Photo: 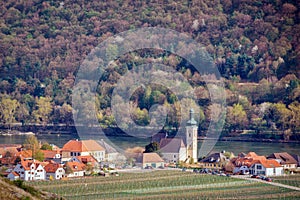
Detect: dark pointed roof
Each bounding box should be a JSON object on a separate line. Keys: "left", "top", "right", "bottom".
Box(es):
{"left": 267, "top": 152, "right": 298, "bottom": 165}
{"left": 159, "top": 138, "right": 186, "bottom": 153}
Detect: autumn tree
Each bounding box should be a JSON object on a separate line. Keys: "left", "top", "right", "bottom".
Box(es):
{"left": 288, "top": 102, "right": 300, "bottom": 134}
{"left": 41, "top": 142, "right": 52, "bottom": 150}
{"left": 0, "top": 97, "right": 19, "bottom": 129}
{"left": 226, "top": 103, "right": 248, "bottom": 133}
{"left": 32, "top": 96, "right": 52, "bottom": 126}
{"left": 23, "top": 135, "right": 44, "bottom": 161}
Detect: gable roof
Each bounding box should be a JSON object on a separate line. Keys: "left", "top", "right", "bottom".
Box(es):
{"left": 200, "top": 153, "right": 227, "bottom": 163}
{"left": 82, "top": 140, "right": 105, "bottom": 151}
{"left": 245, "top": 152, "right": 266, "bottom": 160}
{"left": 142, "top": 153, "right": 164, "bottom": 163}
{"left": 62, "top": 140, "right": 88, "bottom": 152}
{"left": 16, "top": 150, "right": 33, "bottom": 159}
{"left": 97, "top": 140, "right": 117, "bottom": 154}
{"left": 76, "top": 155, "right": 98, "bottom": 164}
{"left": 251, "top": 159, "right": 281, "bottom": 168}
{"left": 20, "top": 159, "right": 44, "bottom": 170}
{"left": 0, "top": 146, "right": 19, "bottom": 156}
{"left": 11, "top": 171, "right": 20, "bottom": 177}
{"left": 267, "top": 152, "right": 298, "bottom": 165}
{"left": 62, "top": 140, "right": 105, "bottom": 152}
{"left": 159, "top": 138, "right": 185, "bottom": 153}
{"left": 65, "top": 161, "right": 85, "bottom": 172}
{"left": 44, "top": 163, "right": 63, "bottom": 173}
{"left": 41, "top": 150, "right": 59, "bottom": 159}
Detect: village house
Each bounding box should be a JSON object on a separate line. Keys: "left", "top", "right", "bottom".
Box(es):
{"left": 0, "top": 144, "right": 20, "bottom": 159}
{"left": 230, "top": 152, "right": 284, "bottom": 176}
{"left": 12, "top": 160, "right": 46, "bottom": 181}
{"left": 232, "top": 152, "right": 267, "bottom": 175}
{"left": 69, "top": 155, "right": 100, "bottom": 173}
{"left": 142, "top": 153, "right": 164, "bottom": 169}
{"left": 41, "top": 150, "right": 61, "bottom": 163}
{"left": 61, "top": 139, "right": 105, "bottom": 162}
{"left": 249, "top": 159, "right": 283, "bottom": 176}
{"left": 7, "top": 171, "right": 20, "bottom": 181}
{"left": 199, "top": 152, "right": 228, "bottom": 170}
{"left": 267, "top": 152, "right": 298, "bottom": 170}
{"left": 16, "top": 150, "right": 33, "bottom": 160}
{"left": 65, "top": 161, "right": 85, "bottom": 178}
{"left": 44, "top": 162, "right": 65, "bottom": 180}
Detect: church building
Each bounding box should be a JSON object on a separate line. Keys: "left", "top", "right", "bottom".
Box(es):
{"left": 155, "top": 108, "right": 198, "bottom": 163}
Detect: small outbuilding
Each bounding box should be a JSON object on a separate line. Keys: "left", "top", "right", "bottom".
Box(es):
{"left": 142, "top": 153, "right": 164, "bottom": 169}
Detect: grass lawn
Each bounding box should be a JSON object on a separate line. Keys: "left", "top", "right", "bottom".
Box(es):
{"left": 26, "top": 170, "right": 300, "bottom": 200}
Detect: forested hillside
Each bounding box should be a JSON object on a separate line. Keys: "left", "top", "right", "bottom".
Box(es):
{"left": 0, "top": 0, "right": 299, "bottom": 140}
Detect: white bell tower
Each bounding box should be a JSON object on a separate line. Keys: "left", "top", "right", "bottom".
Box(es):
{"left": 185, "top": 108, "right": 198, "bottom": 163}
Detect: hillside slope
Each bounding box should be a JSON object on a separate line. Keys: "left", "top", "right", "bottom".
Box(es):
{"left": 0, "top": 177, "right": 62, "bottom": 200}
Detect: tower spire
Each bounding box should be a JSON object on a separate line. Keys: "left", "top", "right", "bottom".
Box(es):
{"left": 187, "top": 108, "right": 197, "bottom": 126}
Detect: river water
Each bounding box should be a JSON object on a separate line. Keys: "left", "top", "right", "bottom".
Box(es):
{"left": 0, "top": 134, "right": 299, "bottom": 156}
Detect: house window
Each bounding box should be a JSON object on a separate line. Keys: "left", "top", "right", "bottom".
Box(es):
{"left": 174, "top": 155, "right": 176, "bottom": 158}
{"left": 273, "top": 168, "right": 276, "bottom": 174}
{"left": 257, "top": 165, "right": 262, "bottom": 170}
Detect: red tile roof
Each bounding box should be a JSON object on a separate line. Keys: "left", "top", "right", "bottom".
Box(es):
{"left": 62, "top": 140, "right": 88, "bottom": 152}
{"left": 252, "top": 159, "right": 281, "bottom": 168}
{"left": 44, "top": 163, "right": 63, "bottom": 173}
{"left": 62, "top": 140, "right": 104, "bottom": 152}
{"left": 0, "top": 147, "right": 19, "bottom": 156}
{"left": 245, "top": 152, "right": 266, "bottom": 160}
{"left": 65, "top": 161, "right": 85, "bottom": 172}
{"left": 16, "top": 150, "right": 32, "bottom": 159}
{"left": 41, "top": 150, "right": 59, "bottom": 159}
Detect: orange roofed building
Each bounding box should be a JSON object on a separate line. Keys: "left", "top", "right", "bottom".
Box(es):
{"left": 65, "top": 161, "right": 85, "bottom": 178}
{"left": 249, "top": 159, "right": 283, "bottom": 176}
{"left": 12, "top": 159, "right": 46, "bottom": 181}
{"left": 61, "top": 140, "right": 105, "bottom": 162}
{"left": 232, "top": 152, "right": 283, "bottom": 176}
{"left": 44, "top": 162, "right": 65, "bottom": 180}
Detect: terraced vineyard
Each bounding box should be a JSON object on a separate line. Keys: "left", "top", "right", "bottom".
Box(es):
{"left": 272, "top": 174, "right": 300, "bottom": 188}
{"left": 26, "top": 170, "right": 300, "bottom": 199}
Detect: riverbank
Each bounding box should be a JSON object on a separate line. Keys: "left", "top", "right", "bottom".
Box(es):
{"left": 202, "top": 136, "right": 300, "bottom": 144}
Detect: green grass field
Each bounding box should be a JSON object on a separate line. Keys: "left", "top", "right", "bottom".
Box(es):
{"left": 26, "top": 170, "right": 300, "bottom": 200}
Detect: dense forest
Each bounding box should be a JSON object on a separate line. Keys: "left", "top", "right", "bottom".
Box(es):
{"left": 0, "top": 0, "right": 299, "bottom": 140}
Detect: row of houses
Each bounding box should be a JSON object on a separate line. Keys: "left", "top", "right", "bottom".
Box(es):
{"left": 7, "top": 159, "right": 86, "bottom": 181}
{"left": 0, "top": 139, "right": 126, "bottom": 181}
{"left": 199, "top": 151, "right": 300, "bottom": 176}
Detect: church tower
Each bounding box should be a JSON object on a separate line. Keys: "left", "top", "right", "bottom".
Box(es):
{"left": 185, "top": 108, "right": 198, "bottom": 163}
